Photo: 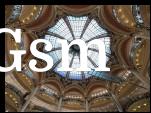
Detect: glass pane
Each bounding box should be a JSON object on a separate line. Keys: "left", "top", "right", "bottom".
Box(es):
{"left": 44, "top": 16, "right": 111, "bottom": 80}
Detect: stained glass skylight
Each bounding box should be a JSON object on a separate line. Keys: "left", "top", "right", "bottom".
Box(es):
{"left": 44, "top": 16, "right": 111, "bottom": 80}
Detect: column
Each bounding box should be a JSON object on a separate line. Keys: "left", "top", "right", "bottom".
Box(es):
{"left": 57, "top": 96, "right": 63, "bottom": 112}
{"left": 85, "top": 97, "right": 89, "bottom": 112}
{"left": 20, "top": 86, "right": 40, "bottom": 112}
{"left": 108, "top": 90, "right": 123, "bottom": 112}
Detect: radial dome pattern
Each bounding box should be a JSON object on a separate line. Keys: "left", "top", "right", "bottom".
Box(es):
{"left": 44, "top": 16, "right": 111, "bottom": 80}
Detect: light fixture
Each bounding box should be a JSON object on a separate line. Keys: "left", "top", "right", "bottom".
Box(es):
{"left": 9, "top": 94, "right": 13, "bottom": 98}
{"left": 12, "top": 98, "right": 16, "bottom": 101}
{"left": 27, "top": 17, "right": 30, "bottom": 20}
{"left": 133, "top": 108, "right": 136, "bottom": 111}
{"left": 131, "top": 22, "right": 134, "bottom": 26}
{"left": 118, "top": 8, "right": 122, "bottom": 13}
{"left": 121, "top": 15, "right": 125, "bottom": 19}
{"left": 5, "top": 92, "right": 8, "bottom": 95}
{"left": 137, "top": 105, "right": 141, "bottom": 108}
{"left": 31, "top": 12, "right": 34, "bottom": 16}
{"left": 143, "top": 103, "right": 147, "bottom": 106}
{"left": 125, "top": 20, "right": 129, "bottom": 23}
{"left": 34, "top": 6, "right": 37, "bottom": 10}
{"left": 136, "top": 53, "right": 139, "bottom": 57}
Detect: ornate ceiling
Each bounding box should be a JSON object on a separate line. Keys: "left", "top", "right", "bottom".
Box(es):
{"left": 5, "top": 5, "right": 150, "bottom": 112}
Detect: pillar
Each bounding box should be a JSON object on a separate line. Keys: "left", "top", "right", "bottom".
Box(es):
{"left": 20, "top": 86, "right": 40, "bottom": 112}
{"left": 85, "top": 97, "right": 89, "bottom": 112}
{"left": 108, "top": 90, "right": 123, "bottom": 112}
{"left": 57, "top": 96, "right": 63, "bottom": 112}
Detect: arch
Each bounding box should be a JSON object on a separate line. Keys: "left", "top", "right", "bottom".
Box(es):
{"left": 99, "top": 5, "right": 135, "bottom": 35}
{"left": 59, "top": 5, "right": 97, "bottom": 15}
{"left": 86, "top": 81, "right": 107, "bottom": 96}
{"left": 24, "top": 5, "right": 56, "bottom": 32}
{"left": 43, "top": 77, "right": 64, "bottom": 94}
{"left": 5, "top": 82, "right": 24, "bottom": 111}
{"left": 64, "top": 84, "right": 85, "bottom": 97}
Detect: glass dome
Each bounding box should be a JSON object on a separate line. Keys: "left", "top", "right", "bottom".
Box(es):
{"left": 44, "top": 16, "right": 111, "bottom": 80}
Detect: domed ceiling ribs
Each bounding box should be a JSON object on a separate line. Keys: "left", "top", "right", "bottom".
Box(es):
{"left": 5, "top": 5, "right": 150, "bottom": 112}
{"left": 5, "top": 5, "right": 22, "bottom": 27}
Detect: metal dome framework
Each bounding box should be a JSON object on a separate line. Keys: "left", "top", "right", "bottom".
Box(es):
{"left": 44, "top": 15, "right": 111, "bottom": 80}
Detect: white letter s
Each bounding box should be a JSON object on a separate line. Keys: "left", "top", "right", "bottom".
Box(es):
{"left": 29, "top": 39, "right": 53, "bottom": 72}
